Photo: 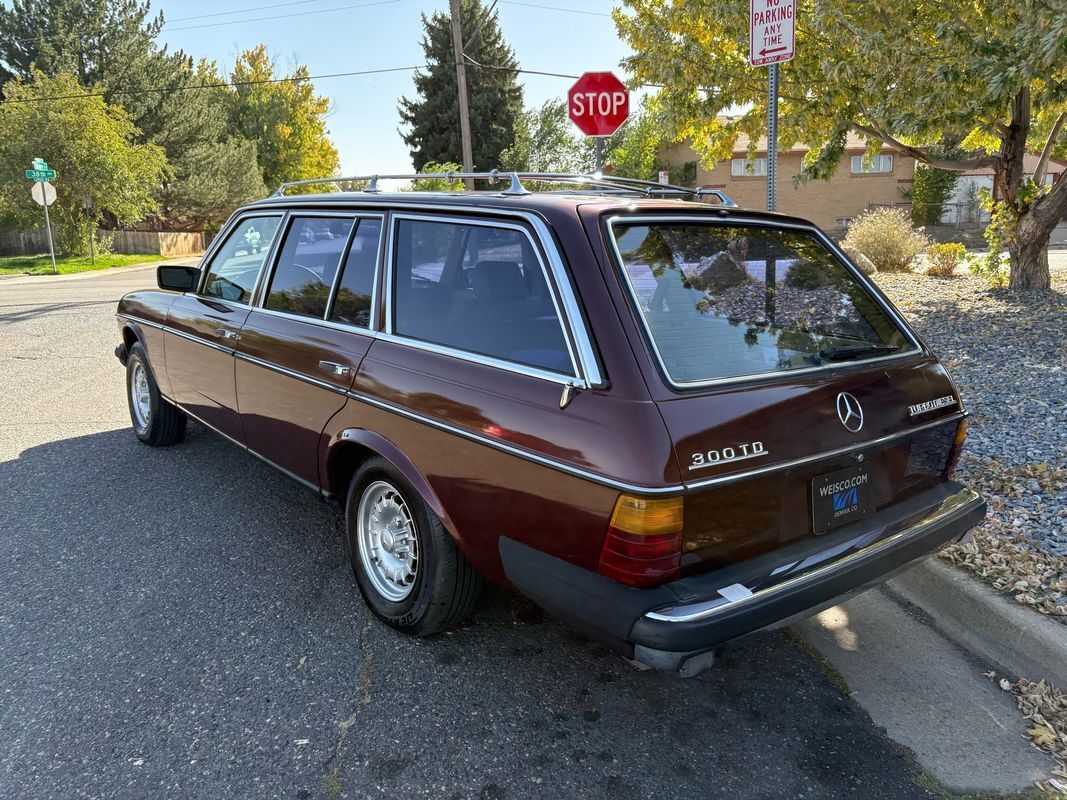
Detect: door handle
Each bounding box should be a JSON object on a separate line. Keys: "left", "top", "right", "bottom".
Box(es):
{"left": 217, "top": 328, "right": 240, "bottom": 341}
{"left": 319, "top": 360, "right": 353, "bottom": 377}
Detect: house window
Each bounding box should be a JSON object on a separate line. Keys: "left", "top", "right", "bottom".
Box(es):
{"left": 731, "top": 157, "right": 767, "bottom": 177}
{"left": 851, "top": 155, "right": 894, "bottom": 174}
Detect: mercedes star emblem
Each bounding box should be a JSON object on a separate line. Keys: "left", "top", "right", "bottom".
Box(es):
{"left": 836, "top": 392, "right": 864, "bottom": 433}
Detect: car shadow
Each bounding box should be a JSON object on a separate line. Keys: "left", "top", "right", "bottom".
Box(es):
{"left": 0, "top": 424, "right": 931, "bottom": 800}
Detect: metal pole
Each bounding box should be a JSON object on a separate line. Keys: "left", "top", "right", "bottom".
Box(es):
{"left": 449, "top": 0, "right": 475, "bottom": 189}
{"left": 766, "top": 62, "right": 779, "bottom": 211}
{"left": 594, "top": 138, "right": 603, "bottom": 172}
{"left": 41, "top": 182, "right": 57, "bottom": 274}
{"left": 87, "top": 206, "right": 95, "bottom": 265}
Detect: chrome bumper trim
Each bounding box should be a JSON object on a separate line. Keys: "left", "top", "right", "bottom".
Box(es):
{"left": 644, "top": 487, "right": 983, "bottom": 624}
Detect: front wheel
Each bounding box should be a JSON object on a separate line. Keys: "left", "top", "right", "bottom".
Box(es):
{"left": 346, "top": 457, "right": 481, "bottom": 636}
{"left": 126, "top": 342, "right": 186, "bottom": 447}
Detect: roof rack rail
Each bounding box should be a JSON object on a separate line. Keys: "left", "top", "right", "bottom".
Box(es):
{"left": 271, "top": 170, "right": 736, "bottom": 206}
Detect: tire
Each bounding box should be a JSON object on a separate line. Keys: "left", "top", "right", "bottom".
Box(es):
{"left": 346, "top": 457, "right": 481, "bottom": 636}
{"left": 126, "top": 341, "right": 186, "bottom": 447}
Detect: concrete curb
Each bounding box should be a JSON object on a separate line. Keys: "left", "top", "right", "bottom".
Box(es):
{"left": 886, "top": 559, "right": 1067, "bottom": 687}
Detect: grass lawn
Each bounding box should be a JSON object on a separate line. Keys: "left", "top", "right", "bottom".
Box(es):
{"left": 0, "top": 252, "right": 161, "bottom": 276}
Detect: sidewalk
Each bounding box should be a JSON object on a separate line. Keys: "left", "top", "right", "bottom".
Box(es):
{"left": 797, "top": 585, "right": 1057, "bottom": 794}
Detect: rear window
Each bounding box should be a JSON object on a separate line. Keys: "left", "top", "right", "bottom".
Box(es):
{"left": 610, "top": 221, "right": 914, "bottom": 385}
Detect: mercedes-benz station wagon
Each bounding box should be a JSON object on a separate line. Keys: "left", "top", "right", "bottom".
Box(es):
{"left": 115, "top": 172, "right": 985, "bottom": 677}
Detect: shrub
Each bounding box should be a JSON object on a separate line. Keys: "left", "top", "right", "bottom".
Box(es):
{"left": 842, "top": 207, "right": 932, "bottom": 272}
{"left": 925, "top": 242, "right": 966, "bottom": 277}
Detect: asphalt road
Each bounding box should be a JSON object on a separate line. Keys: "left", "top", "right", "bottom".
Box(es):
{"left": 0, "top": 266, "right": 935, "bottom": 800}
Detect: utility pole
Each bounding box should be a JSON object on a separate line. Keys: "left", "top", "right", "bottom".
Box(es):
{"left": 449, "top": 0, "right": 475, "bottom": 189}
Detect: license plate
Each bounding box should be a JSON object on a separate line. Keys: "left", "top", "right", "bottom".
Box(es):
{"left": 812, "top": 464, "right": 873, "bottom": 534}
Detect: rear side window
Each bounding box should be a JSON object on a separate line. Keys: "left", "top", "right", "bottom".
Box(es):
{"left": 610, "top": 221, "right": 914, "bottom": 385}
{"left": 391, "top": 218, "right": 574, "bottom": 376}
{"left": 265, "top": 216, "right": 355, "bottom": 318}
{"left": 329, "top": 217, "right": 382, "bottom": 328}
{"left": 202, "top": 215, "right": 282, "bottom": 303}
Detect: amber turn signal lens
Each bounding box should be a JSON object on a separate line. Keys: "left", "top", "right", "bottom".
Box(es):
{"left": 944, "top": 418, "right": 969, "bottom": 479}
{"left": 608, "top": 495, "right": 684, "bottom": 537}
{"left": 599, "top": 494, "right": 684, "bottom": 588}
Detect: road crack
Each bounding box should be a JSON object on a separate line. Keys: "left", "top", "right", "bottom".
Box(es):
{"left": 322, "top": 607, "right": 375, "bottom": 799}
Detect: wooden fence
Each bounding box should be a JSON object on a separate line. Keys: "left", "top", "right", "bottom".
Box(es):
{"left": 0, "top": 229, "right": 207, "bottom": 258}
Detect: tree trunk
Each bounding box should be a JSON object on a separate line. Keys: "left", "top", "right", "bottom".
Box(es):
{"left": 1008, "top": 210, "right": 1054, "bottom": 291}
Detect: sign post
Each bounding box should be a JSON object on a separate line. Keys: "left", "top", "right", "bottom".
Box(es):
{"left": 749, "top": 0, "right": 796, "bottom": 211}
{"left": 567, "top": 72, "right": 630, "bottom": 172}
{"left": 27, "top": 158, "right": 58, "bottom": 274}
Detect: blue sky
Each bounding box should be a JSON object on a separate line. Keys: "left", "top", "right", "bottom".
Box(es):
{"left": 153, "top": 0, "right": 633, "bottom": 176}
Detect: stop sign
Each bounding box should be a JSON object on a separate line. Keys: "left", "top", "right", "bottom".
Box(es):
{"left": 567, "top": 71, "right": 629, "bottom": 137}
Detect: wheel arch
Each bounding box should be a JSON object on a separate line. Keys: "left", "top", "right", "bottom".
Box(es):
{"left": 324, "top": 429, "right": 463, "bottom": 547}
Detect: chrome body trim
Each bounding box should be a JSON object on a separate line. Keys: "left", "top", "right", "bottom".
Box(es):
{"left": 165, "top": 325, "right": 234, "bottom": 355}
{"left": 383, "top": 212, "right": 585, "bottom": 385}
{"left": 345, "top": 390, "right": 682, "bottom": 495}
{"left": 604, "top": 214, "right": 924, "bottom": 391}
{"left": 643, "top": 486, "right": 983, "bottom": 623}
{"left": 234, "top": 351, "right": 349, "bottom": 395}
{"left": 173, "top": 401, "right": 321, "bottom": 494}
{"left": 116, "top": 312, "right": 164, "bottom": 330}
{"left": 684, "top": 412, "right": 966, "bottom": 490}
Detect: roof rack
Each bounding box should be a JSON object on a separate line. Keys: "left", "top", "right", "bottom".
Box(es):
{"left": 271, "top": 170, "right": 736, "bottom": 206}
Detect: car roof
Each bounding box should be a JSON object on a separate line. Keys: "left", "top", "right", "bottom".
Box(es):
{"left": 244, "top": 191, "right": 815, "bottom": 228}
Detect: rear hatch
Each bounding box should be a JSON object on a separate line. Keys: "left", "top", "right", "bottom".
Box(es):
{"left": 606, "top": 215, "right": 965, "bottom": 575}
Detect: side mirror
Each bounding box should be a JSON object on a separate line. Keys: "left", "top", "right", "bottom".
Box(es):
{"left": 157, "top": 264, "right": 200, "bottom": 292}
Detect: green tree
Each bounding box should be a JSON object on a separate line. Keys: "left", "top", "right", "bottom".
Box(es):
{"left": 501, "top": 97, "right": 668, "bottom": 180}
{"left": 399, "top": 0, "right": 523, "bottom": 170}
{"left": 0, "top": 71, "right": 168, "bottom": 254}
{"left": 617, "top": 0, "right": 1067, "bottom": 289}
{"left": 0, "top": 0, "right": 161, "bottom": 87}
{"left": 908, "top": 165, "right": 961, "bottom": 227}
{"left": 227, "top": 45, "right": 340, "bottom": 193}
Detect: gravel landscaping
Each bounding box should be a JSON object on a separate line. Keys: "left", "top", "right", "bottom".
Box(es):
{"left": 872, "top": 259, "right": 1066, "bottom": 620}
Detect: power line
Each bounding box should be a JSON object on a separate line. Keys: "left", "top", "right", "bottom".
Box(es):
{"left": 165, "top": 0, "right": 327, "bottom": 25}
{"left": 163, "top": 0, "right": 402, "bottom": 32}
{"left": 498, "top": 1, "right": 612, "bottom": 17}
{"left": 0, "top": 64, "right": 424, "bottom": 104}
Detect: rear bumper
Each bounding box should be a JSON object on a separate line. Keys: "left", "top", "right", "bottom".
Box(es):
{"left": 499, "top": 482, "right": 985, "bottom": 670}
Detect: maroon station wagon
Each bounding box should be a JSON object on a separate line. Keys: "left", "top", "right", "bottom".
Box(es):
{"left": 115, "top": 172, "right": 985, "bottom": 677}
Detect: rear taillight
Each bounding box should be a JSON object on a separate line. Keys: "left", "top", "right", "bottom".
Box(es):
{"left": 944, "top": 419, "right": 969, "bottom": 479}
{"left": 598, "top": 494, "right": 683, "bottom": 587}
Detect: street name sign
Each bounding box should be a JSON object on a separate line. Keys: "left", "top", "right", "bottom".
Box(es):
{"left": 26, "top": 168, "right": 56, "bottom": 181}
{"left": 567, "top": 72, "right": 630, "bottom": 138}
{"left": 749, "top": 0, "right": 796, "bottom": 66}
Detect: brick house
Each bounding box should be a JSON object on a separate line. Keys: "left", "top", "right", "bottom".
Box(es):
{"left": 661, "top": 131, "right": 916, "bottom": 231}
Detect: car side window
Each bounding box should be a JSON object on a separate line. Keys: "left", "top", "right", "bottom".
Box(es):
{"left": 392, "top": 218, "right": 575, "bottom": 376}
{"left": 265, "top": 216, "right": 355, "bottom": 319}
{"left": 202, "top": 216, "right": 282, "bottom": 303}
{"left": 329, "top": 217, "right": 383, "bottom": 328}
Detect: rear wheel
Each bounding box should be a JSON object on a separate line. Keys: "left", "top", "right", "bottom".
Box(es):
{"left": 126, "top": 342, "right": 186, "bottom": 447}
{"left": 346, "top": 457, "right": 481, "bottom": 635}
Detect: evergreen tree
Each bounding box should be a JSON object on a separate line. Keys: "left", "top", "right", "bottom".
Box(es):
{"left": 398, "top": 0, "right": 523, "bottom": 171}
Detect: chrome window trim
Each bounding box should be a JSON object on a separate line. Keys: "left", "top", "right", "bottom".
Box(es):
{"left": 246, "top": 199, "right": 604, "bottom": 386}
{"left": 196, "top": 210, "right": 288, "bottom": 307}
{"left": 381, "top": 211, "right": 601, "bottom": 390}
{"left": 248, "top": 306, "right": 377, "bottom": 338}
{"left": 373, "top": 331, "right": 578, "bottom": 387}
{"left": 643, "top": 486, "right": 983, "bottom": 623}
{"left": 684, "top": 411, "right": 966, "bottom": 490}
{"left": 327, "top": 213, "right": 386, "bottom": 331}
{"left": 604, "top": 214, "right": 924, "bottom": 391}
{"left": 234, "top": 351, "right": 349, "bottom": 395}
{"left": 384, "top": 212, "right": 582, "bottom": 384}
